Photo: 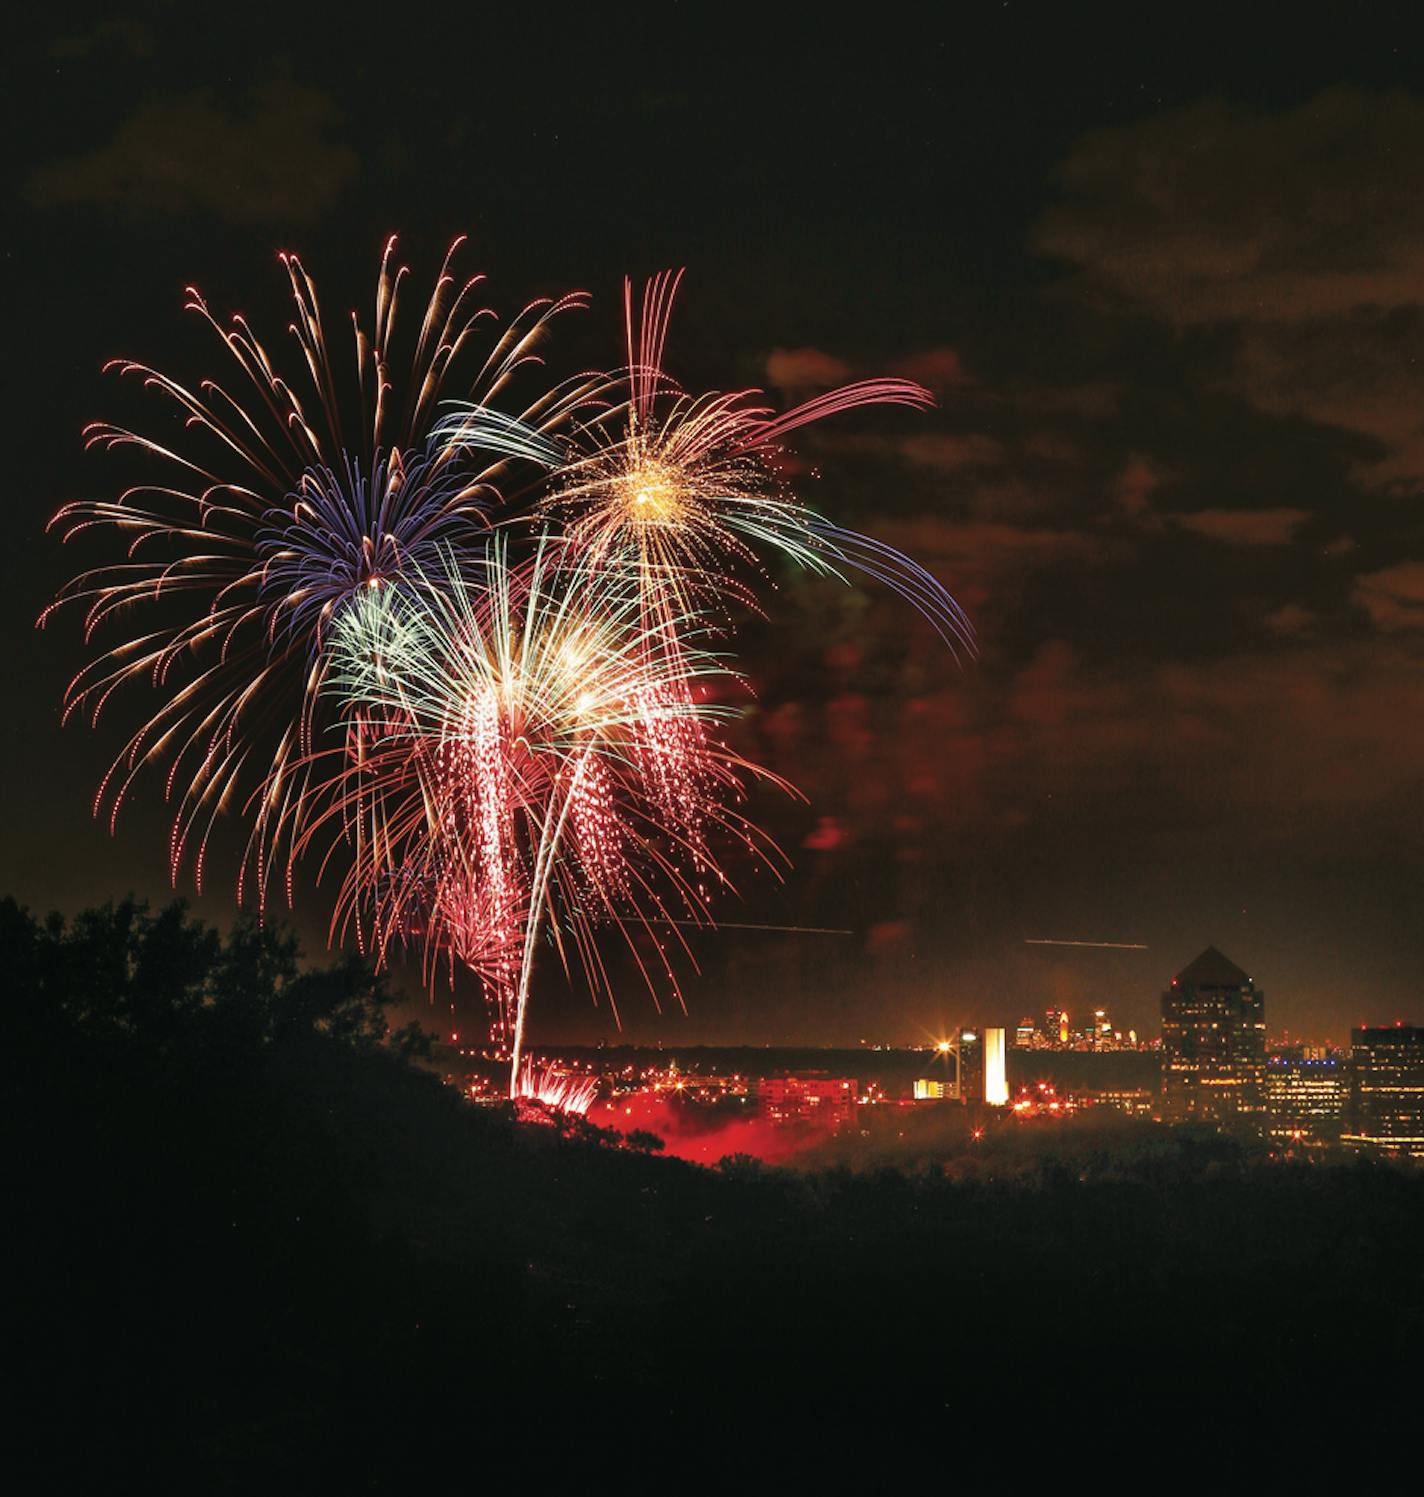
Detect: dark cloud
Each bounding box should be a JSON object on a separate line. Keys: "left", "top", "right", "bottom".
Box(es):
{"left": 1037, "top": 87, "right": 1424, "bottom": 325}
{"left": 50, "top": 17, "right": 156, "bottom": 60}
{"left": 876, "top": 518, "right": 1104, "bottom": 581}
{"left": 1354, "top": 561, "right": 1424, "bottom": 631}
{"left": 1174, "top": 508, "right": 1309, "bottom": 546}
{"left": 890, "top": 348, "right": 972, "bottom": 391}
{"left": 897, "top": 433, "right": 1007, "bottom": 472}
{"left": 1234, "top": 308, "right": 1424, "bottom": 490}
{"left": 27, "top": 78, "right": 358, "bottom": 224}
{"left": 1263, "top": 603, "right": 1314, "bottom": 638}
{"left": 759, "top": 634, "right": 1423, "bottom": 856}
{"left": 1038, "top": 87, "right": 1424, "bottom": 489}
{"left": 765, "top": 347, "right": 854, "bottom": 392}
{"left": 1113, "top": 456, "right": 1163, "bottom": 517}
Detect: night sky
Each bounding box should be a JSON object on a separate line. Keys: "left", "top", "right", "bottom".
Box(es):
{"left": 6, "top": 8, "right": 1422, "bottom": 1046}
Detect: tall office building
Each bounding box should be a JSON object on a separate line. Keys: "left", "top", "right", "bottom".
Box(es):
{"left": 957, "top": 1031, "right": 983, "bottom": 1103}
{"left": 1161, "top": 947, "right": 1266, "bottom": 1124}
{"left": 1264, "top": 1050, "right": 1346, "bottom": 1146}
{"left": 1343, "top": 1026, "right": 1424, "bottom": 1158}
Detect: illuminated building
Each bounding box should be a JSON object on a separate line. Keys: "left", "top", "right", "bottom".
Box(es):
{"left": 957, "top": 1031, "right": 983, "bottom": 1103}
{"left": 1080, "top": 1087, "right": 1155, "bottom": 1116}
{"left": 917, "top": 1039, "right": 962, "bottom": 1100}
{"left": 758, "top": 1075, "right": 858, "bottom": 1126}
{"left": 1161, "top": 947, "right": 1266, "bottom": 1124}
{"left": 1263, "top": 1049, "right": 1346, "bottom": 1146}
{"left": 1343, "top": 1026, "right": 1424, "bottom": 1158}
{"left": 1025, "top": 1009, "right": 1068, "bottom": 1050}
{"left": 984, "top": 1027, "right": 1008, "bottom": 1106}
{"left": 1014, "top": 1006, "right": 1141, "bottom": 1052}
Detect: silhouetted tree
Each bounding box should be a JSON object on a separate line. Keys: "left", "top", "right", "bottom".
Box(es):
{"left": 4, "top": 892, "right": 1420, "bottom": 1484}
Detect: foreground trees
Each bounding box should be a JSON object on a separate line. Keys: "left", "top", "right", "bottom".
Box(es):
{"left": 2, "top": 897, "right": 1420, "bottom": 1484}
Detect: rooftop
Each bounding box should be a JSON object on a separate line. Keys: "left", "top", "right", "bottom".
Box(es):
{"left": 1175, "top": 946, "right": 1252, "bottom": 989}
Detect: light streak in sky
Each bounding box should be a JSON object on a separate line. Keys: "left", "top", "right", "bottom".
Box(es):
{"left": 1023, "top": 939, "right": 1149, "bottom": 950}
{"left": 652, "top": 919, "right": 855, "bottom": 935}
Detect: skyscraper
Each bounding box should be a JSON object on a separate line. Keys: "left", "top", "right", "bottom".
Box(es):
{"left": 1343, "top": 1026, "right": 1424, "bottom": 1158}
{"left": 957, "top": 1031, "right": 983, "bottom": 1103}
{"left": 1161, "top": 947, "right": 1266, "bottom": 1125}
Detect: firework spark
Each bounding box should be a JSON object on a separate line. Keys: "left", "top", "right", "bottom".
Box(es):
{"left": 512, "top": 1057, "right": 600, "bottom": 1116}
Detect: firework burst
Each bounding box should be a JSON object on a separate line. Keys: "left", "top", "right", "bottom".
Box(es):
{"left": 309, "top": 536, "right": 789, "bottom": 1090}
{"left": 45, "top": 246, "right": 969, "bottom": 1091}
{"left": 40, "top": 239, "right": 592, "bottom": 905}
{"left": 513, "top": 1057, "right": 601, "bottom": 1117}
{"left": 440, "top": 270, "right": 976, "bottom": 652}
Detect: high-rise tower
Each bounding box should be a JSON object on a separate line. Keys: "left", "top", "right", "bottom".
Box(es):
{"left": 1161, "top": 947, "right": 1266, "bottom": 1124}
{"left": 1343, "top": 1026, "right": 1424, "bottom": 1158}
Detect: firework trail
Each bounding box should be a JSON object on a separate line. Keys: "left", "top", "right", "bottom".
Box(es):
{"left": 40, "top": 239, "right": 592, "bottom": 907}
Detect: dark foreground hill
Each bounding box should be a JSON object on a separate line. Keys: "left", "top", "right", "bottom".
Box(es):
{"left": 3, "top": 898, "right": 1420, "bottom": 1486}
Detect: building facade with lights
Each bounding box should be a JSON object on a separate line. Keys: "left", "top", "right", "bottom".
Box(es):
{"left": 1012, "top": 1006, "right": 1140, "bottom": 1051}
{"left": 758, "top": 1075, "right": 858, "bottom": 1126}
{"left": 1263, "top": 1049, "right": 1346, "bottom": 1146}
{"left": 1343, "top": 1026, "right": 1424, "bottom": 1158}
{"left": 1160, "top": 947, "right": 1266, "bottom": 1125}
{"left": 956, "top": 1032, "right": 983, "bottom": 1103}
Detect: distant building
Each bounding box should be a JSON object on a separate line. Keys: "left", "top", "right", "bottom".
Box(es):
{"left": 758, "top": 1075, "right": 857, "bottom": 1126}
{"left": 957, "top": 1032, "right": 984, "bottom": 1103}
{"left": 984, "top": 1027, "right": 1009, "bottom": 1106}
{"left": 1080, "top": 1087, "right": 1155, "bottom": 1117}
{"left": 914, "top": 1078, "right": 951, "bottom": 1101}
{"left": 1013, "top": 1006, "right": 1139, "bottom": 1052}
{"left": 1161, "top": 947, "right": 1266, "bottom": 1124}
{"left": 1343, "top": 1026, "right": 1424, "bottom": 1159}
{"left": 1264, "top": 1049, "right": 1346, "bottom": 1146}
